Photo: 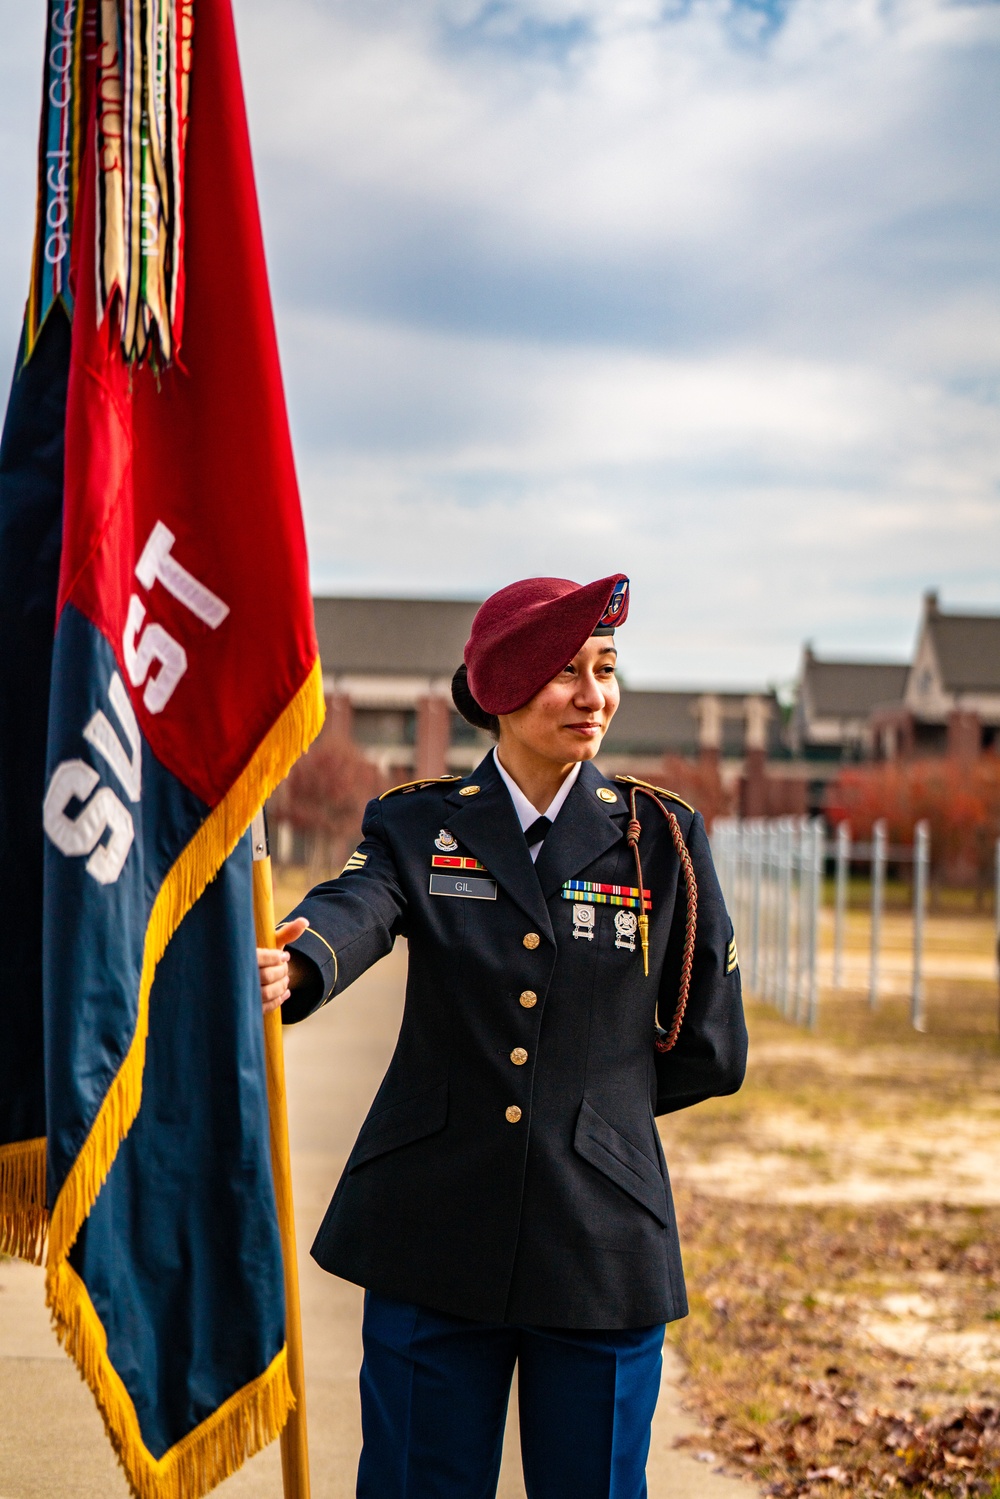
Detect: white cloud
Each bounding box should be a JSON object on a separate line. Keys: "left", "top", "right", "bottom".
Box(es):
{"left": 240, "top": 0, "right": 998, "bottom": 297}
{"left": 288, "top": 309, "right": 1000, "bottom": 683}
{"left": 1, "top": 0, "right": 997, "bottom": 683}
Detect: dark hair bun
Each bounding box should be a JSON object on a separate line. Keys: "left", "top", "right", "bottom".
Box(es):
{"left": 451, "top": 664, "right": 500, "bottom": 736}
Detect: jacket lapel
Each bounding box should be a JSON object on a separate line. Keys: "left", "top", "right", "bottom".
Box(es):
{"left": 533, "top": 760, "right": 628, "bottom": 901}
{"left": 441, "top": 754, "right": 553, "bottom": 937}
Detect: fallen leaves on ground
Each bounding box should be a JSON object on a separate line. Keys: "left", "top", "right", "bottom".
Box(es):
{"left": 670, "top": 1193, "right": 1000, "bottom": 1496}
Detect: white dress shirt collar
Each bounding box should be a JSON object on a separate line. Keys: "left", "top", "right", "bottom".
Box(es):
{"left": 493, "top": 748, "right": 582, "bottom": 861}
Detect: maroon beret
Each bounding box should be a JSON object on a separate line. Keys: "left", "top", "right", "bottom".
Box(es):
{"left": 464, "top": 573, "right": 629, "bottom": 716}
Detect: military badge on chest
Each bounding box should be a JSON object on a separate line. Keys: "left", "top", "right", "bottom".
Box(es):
{"left": 614, "top": 909, "right": 637, "bottom": 952}
{"left": 561, "top": 879, "right": 650, "bottom": 956}
{"left": 572, "top": 904, "right": 595, "bottom": 941}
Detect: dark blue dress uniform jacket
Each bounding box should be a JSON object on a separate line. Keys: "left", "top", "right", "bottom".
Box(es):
{"left": 282, "top": 752, "right": 747, "bottom": 1330}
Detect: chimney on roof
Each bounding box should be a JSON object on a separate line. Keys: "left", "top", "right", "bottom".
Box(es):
{"left": 694, "top": 693, "right": 723, "bottom": 761}
{"left": 924, "top": 589, "right": 940, "bottom": 616}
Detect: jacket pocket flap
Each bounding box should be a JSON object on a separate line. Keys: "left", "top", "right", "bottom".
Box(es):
{"left": 349, "top": 1080, "right": 449, "bottom": 1170}
{"left": 573, "top": 1099, "right": 668, "bottom": 1225}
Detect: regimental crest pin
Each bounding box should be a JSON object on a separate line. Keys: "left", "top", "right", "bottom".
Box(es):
{"left": 435, "top": 828, "right": 458, "bottom": 852}
{"left": 598, "top": 576, "right": 629, "bottom": 627}
{"left": 572, "top": 904, "right": 596, "bottom": 941}
{"left": 614, "top": 908, "right": 637, "bottom": 952}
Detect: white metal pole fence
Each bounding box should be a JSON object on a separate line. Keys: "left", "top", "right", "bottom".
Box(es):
{"left": 712, "top": 816, "right": 933, "bottom": 1032}
{"left": 869, "top": 818, "right": 887, "bottom": 1011}
{"left": 911, "top": 820, "right": 929, "bottom": 1032}
{"left": 833, "top": 821, "right": 850, "bottom": 989}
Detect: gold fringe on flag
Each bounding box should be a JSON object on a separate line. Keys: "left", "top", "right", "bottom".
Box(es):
{"left": 50, "top": 1260, "right": 294, "bottom": 1499}
{"left": 0, "top": 1136, "right": 48, "bottom": 1265}
{"left": 45, "top": 657, "right": 324, "bottom": 1499}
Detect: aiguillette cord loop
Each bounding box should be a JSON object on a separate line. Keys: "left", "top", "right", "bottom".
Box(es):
{"left": 625, "top": 786, "right": 698, "bottom": 1054}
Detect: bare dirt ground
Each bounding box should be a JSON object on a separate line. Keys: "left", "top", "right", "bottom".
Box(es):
{"left": 662, "top": 903, "right": 1000, "bottom": 1498}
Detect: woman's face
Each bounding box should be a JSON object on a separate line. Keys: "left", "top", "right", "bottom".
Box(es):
{"left": 498, "top": 636, "right": 620, "bottom": 764}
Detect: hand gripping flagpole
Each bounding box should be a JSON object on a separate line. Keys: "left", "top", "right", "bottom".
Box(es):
{"left": 251, "top": 809, "right": 312, "bottom": 1499}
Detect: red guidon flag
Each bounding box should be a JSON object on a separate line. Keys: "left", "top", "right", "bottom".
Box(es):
{"left": 0, "top": 0, "right": 324, "bottom": 1493}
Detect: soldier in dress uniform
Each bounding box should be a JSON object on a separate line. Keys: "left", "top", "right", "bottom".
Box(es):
{"left": 258, "top": 572, "right": 747, "bottom": 1499}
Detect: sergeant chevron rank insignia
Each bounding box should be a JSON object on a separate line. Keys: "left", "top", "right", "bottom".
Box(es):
{"left": 726, "top": 936, "right": 739, "bottom": 974}
{"left": 341, "top": 849, "right": 368, "bottom": 874}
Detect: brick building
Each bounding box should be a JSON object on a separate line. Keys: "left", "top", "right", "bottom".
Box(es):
{"left": 598, "top": 687, "right": 804, "bottom": 817}
{"left": 790, "top": 648, "right": 909, "bottom": 761}
{"left": 788, "top": 592, "right": 1000, "bottom": 802}
{"left": 313, "top": 596, "right": 490, "bottom": 781}
{"left": 871, "top": 592, "right": 1000, "bottom": 762}
{"left": 311, "top": 596, "right": 802, "bottom": 814}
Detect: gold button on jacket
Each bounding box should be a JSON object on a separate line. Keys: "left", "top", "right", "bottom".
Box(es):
{"left": 522, "top": 932, "right": 540, "bottom": 950}
{"left": 505, "top": 1105, "right": 522, "bottom": 1124}
{"left": 510, "top": 1047, "right": 528, "bottom": 1066}
{"left": 519, "top": 990, "right": 537, "bottom": 1008}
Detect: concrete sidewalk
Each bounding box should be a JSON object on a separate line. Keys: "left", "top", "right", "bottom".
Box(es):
{"left": 0, "top": 943, "right": 754, "bottom": 1499}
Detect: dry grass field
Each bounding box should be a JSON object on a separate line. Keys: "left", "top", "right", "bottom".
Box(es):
{"left": 273, "top": 866, "right": 1000, "bottom": 1496}
{"left": 663, "top": 901, "right": 1000, "bottom": 1498}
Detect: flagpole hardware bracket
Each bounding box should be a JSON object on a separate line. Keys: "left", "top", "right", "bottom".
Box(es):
{"left": 251, "top": 807, "right": 270, "bottom": 862}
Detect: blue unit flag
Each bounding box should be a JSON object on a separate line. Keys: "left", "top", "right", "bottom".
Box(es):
{"left": 0, "top": 1, "right": 325, "bottom": 1494}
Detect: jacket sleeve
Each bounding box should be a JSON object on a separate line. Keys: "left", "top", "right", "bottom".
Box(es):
{"left": 654, "top": 810, "right": 748, "bottom": 1115}
{"left": 279, "top": 796, "right": 408, "bottom": 1024}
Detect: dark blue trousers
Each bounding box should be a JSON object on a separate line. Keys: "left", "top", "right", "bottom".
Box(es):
{"left": 357, "top": 1292, "right": 665, "bottom": 1499}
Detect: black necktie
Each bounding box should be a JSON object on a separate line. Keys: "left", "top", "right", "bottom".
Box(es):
{"left": 523, "top": 816, "right": 552, "bottom": 847}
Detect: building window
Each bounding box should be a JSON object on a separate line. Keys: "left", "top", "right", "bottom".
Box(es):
{"left": 721, "top": 719, "right": 745, "bottom": 758}
{"left": 353, "top": 708, "right": 417, "bottom": 747}
{"left": 450, "top": 712, "right": 482, "bottom": 746}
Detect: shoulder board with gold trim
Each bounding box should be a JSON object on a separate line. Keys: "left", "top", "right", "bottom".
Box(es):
{"left": 613, "top": 774, "right": 695, "bottom": 814}
{"left": 378, "top": 775, "right": 462, "bottom": 801}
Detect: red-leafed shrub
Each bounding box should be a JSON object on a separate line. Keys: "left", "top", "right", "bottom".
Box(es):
{"left": 827, "top": 756, "right": 1000, "bottom": 889}
{"left": 660, "top": 755, "right": 734, "bottom": 825}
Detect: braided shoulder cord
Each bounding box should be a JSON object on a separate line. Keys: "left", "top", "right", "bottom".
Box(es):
{"left": 625, "top": 785, "right": 698, "bottom": 1054}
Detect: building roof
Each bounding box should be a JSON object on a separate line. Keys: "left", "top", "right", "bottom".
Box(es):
{"left": 604, "top": 688, "right": 781, "bottom": 758}
{"left": 801, "top": 652, "right": 909, "bottom": 719}
{"left": 928, "top": 611, "right": 1000, "bottom": 694}
{"left": 603, "top": 690, "right": 702, "bottom": 756}
{"left": 313, "top": 597, "right": 781, "bottom": 756}
{"left": 313, "top": 597, "right": 481, "bottom": 677}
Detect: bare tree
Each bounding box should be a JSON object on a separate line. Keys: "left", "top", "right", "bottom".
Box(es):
{"left": 269, "top": 731, "right": 386, "bottom": 873}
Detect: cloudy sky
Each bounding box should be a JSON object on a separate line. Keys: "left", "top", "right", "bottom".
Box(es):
{"left": 2, "top": 0, "right": 998, "bottom": 688}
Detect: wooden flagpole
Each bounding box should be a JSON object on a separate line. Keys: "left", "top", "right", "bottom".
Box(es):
{"left": 251, "top": 809, "right": 311, "bottom": 1499}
